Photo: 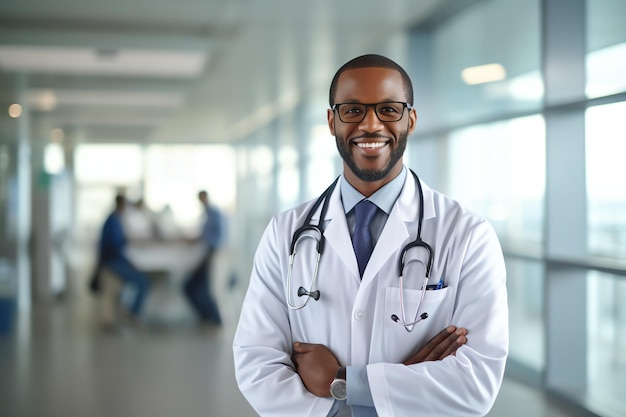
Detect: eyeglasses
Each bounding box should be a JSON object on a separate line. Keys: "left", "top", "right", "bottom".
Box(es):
{"left": 331, "top": 101, "right": 412, "bottom": 123}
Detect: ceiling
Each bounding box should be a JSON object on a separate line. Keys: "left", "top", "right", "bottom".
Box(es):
{"left": 0, "top": 0, "right": 452, "bottom": 146}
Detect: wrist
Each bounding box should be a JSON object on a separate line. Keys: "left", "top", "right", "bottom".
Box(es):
{"left": 329, "top": 367, "right": 347, "bottom": 400}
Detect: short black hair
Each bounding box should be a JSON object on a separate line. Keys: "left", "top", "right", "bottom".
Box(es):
{"left": 329, "top": 54, "right": 413, "bottom": 106}
{"left": 115, "top": 194, "right": 125, "bottom": 208}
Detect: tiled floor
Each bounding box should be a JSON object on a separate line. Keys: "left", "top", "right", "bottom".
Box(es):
{"left": 0, "top": 275, "right": 598, "bottom": 417}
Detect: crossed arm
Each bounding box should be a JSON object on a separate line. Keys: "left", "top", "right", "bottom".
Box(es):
{"left": 291, "top": 325, "right": 468, "bottom": 397}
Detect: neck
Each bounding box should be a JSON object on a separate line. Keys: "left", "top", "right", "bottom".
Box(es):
{"left": 344, "top": 163, "right": 403, "bottom": 197}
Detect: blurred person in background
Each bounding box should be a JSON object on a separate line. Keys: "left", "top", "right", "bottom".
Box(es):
{"left": 233, "top": 54, "right": 508, "bottom": 416}
{"left": 93, "top": 194, "right": 151, "bottom": 326}
{"left": 183, "top": 190, "right": 226, "bottom": 327}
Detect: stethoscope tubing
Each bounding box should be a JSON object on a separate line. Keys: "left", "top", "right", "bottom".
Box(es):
{"left": 287, "top": 177, "right": 338, "bottom": 309}
{"left": 286, "top": 170, "right": 435, "bottom": 332}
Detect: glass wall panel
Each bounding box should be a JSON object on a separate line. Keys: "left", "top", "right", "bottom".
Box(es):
{"left": 278, "top": 146, "right": 299, "bottom": 212}
{"left": 587, "top": 271, "right": 626, "bottom": 416}
{"left": 406, "top": 136, "right": 443, "bottom": 191}
{"left": 74, "top": 144, "right": 143, "bottom": 185}
{"left": 427, "top": 0, "right": 542, "bottom": 129}
{"left": 586, "top": 0, "right": 626, "bottom": 98}
{"left": 245, "top": 142, "right": 276, "bottom": 247}
{"left": 586, "top": 102, "right": 626, "bottom": 259}
{"left": 143, "top": 144, "right": 236, "bottom": 233}
{"left": 447, "top": 115, "right": 545, "bottom": 248}
{"left": 0, "top": 144, "right": 13, "bottom": 241}
{"left": 506, "top": 258, "right": 544, "bottom": 372}
{"left": 74, "top": 144, "right": 143, "bottom": 242}
{"left": 307, "top": 124, "right": 340, "bottom": 199}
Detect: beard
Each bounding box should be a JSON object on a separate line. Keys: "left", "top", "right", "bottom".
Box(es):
{"left": 335, "top": 131, "right": 408, "bottom": 182}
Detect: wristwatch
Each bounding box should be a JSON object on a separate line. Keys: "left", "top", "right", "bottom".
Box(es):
{"left": 329, "top": 366, "right": 347, "bottom": 400}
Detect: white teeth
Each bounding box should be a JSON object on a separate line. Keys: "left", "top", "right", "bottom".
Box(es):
{"left": 357, "top": 142, "right": 386, "bottom": 149}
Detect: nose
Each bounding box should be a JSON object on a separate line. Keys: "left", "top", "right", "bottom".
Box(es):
{"left": 359, "top": 105, "right": 383, "bottom": 131}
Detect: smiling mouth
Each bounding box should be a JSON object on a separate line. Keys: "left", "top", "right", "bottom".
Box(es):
{"left": 355, "top": 142, "right": 388, "bottom": 149}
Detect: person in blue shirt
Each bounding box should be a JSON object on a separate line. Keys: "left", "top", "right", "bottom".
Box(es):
{"left": 97, "top": 194, "right": 150, "bottom": 325}
{"left": 183, "top": 190, "right": 225, "bottom": 326}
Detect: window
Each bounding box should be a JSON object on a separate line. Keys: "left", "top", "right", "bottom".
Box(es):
{"left": 425, "top": 0, "right": 542, "bottom": 128}
{"left": 447, "top": 115, "right": 545, "bottom": 248}
{"left": 586, "top": 0, "right": 626, "bottom": 98}
{"left": 586, "top": 102, "right": 626, "bottom": 259}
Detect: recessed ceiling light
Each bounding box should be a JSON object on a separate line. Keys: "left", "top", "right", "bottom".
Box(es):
{"left": 8, "top": 103, "right": 22, "bottom": 118}
{"left": 461, "top": 63, "right": 506, "bottom": 85}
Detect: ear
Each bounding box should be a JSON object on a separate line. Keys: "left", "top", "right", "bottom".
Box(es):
{"left": 408, "top": 108, "right": 418, "bottom": 134}
{"left": 327, "top": 108, "right": 335, "bottom": 135}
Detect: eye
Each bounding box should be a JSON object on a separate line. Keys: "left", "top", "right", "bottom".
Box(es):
{"left": 342, "top": 105, "right": 364, "bottom": 115}
{"left": 377, "top": 104, "right": 401, "bottom": 114}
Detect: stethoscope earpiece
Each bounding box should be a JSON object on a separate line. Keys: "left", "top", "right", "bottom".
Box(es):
{"left": 390, "top": 312, "right": 428, "bottom": 324}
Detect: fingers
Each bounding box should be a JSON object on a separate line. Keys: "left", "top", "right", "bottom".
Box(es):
{"left": 403, "top": 326, "right": 468, "bottom": 365}
{"left": 292, "top": 342, "right": 313, "bottom": 353}
{"left": 292, "top": 342, "right": 309, "bottom": 370}
{"left": 428, "top": 326, "right": 458, "bottom": 348}
{"left": 423, "top": 327, "right": 467, "bottom": 362}
{"left": 291, "top": 343, "right": 340, "bottom": 397}
{"left": 403, "top": 326, "right": 453, "bottom": 365}
{"left": 414, "top": 326, "right": 456, "bottom": 362}
{"left": 438, "top": 332, "right": 466, "bottom": 359}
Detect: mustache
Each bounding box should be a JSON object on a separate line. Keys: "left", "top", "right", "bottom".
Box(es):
{"left": 351, "top": 133, "right": 392, "bottom": 141}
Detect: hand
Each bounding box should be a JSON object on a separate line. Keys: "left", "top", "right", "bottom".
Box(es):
{"left": 403, "top": 326, "right": 467, "bottom": 365}
{"left": 292, "top": 342, "right": 340, "bottom": 397}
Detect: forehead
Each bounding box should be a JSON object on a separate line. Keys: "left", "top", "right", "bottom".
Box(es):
{"left": 335, "top": 67, "right": 406, "bottom": 103}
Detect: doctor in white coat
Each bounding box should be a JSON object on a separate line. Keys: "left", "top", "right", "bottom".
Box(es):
{"left": 233, "top": 54, "right": 508, "bottom": 417}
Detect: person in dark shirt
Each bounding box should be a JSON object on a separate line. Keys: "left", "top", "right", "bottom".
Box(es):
{"left": 97, "top": 194, "right": 150, "bottom": 324}
{"left": 183, "top": 190, "right": 225, "bottom": 327}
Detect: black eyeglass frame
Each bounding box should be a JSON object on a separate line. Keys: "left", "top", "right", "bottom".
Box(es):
{"left": 330, "top": 101, "right": 413, "bottom": 123}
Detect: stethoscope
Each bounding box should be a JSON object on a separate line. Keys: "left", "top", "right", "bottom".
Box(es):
{"left": 286, "top": 169, "right": 434, "bottom": 332}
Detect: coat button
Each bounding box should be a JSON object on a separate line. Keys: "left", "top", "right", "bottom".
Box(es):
{"left": 354, "top": 311, "right": 364, "bottom": 320}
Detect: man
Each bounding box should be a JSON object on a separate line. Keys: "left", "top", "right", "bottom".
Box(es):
{"left": 96, "top": 194, "right": 150, "bottom": 326}
{"left": 183, "top": 190, "right": 225, "bottom": 326}
{"left": 233, "top": 54, "right": 508, "bottom": 416}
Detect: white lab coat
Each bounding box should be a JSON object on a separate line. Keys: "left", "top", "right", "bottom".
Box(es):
{"left": 233, "top": 173, "right": 508, "bottom": 417}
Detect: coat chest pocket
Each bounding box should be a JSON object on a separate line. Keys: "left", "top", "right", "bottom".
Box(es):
{"left": 381, "top": 286, "right": 452, "bottom": 362}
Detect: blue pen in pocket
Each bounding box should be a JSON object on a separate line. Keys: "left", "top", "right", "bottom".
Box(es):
{"left": 426, "top": 279, "right": 444, "bottom": 290}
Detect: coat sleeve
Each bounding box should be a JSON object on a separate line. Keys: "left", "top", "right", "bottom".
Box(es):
{"left": 233, "top": 217, "right": 334, "bottom": 417}
{"left": 367, "top": 220, "right": 509, "bottom": 417}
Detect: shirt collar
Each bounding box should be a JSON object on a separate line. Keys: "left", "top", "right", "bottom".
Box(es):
{"left": 340, "top": 166, "right": 407, "bottom": 215}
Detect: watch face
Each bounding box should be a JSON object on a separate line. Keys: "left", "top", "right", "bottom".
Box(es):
{"left": 330, "top": 379, "right": 347, "bottom": 400}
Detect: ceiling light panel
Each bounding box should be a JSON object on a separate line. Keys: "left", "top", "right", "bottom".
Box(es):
{"left": 0, "top": 45, "right": 207, "bottom": 78}
{"left": 26, "top": 89, "right": 185, "bottom": 109}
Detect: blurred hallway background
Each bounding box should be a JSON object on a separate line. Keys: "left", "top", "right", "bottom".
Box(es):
{"left": 1, "top": 0, "right": 625, "bottom": 416}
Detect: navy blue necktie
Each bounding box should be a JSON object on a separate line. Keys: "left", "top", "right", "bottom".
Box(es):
{"left": 352, "top": 199, "right": 378, "bottom": 277}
